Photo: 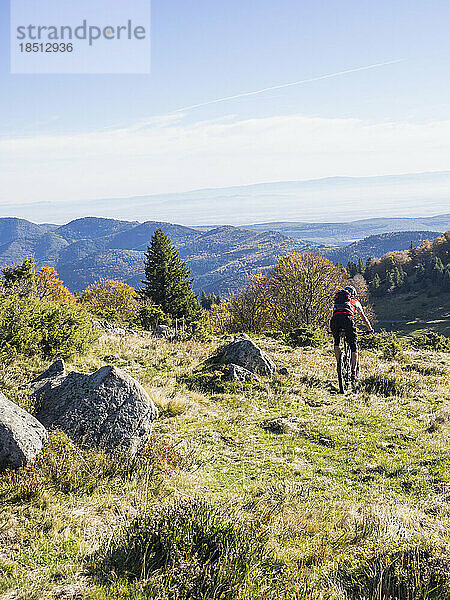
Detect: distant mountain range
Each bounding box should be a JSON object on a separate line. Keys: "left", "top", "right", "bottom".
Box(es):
{"left": 2, "top": 171, "right": 450, "bottom": 225}
{"left": 239, "top": 214, "right": 450, "bottom": 244}
{"left": 0, "top": 216, "right": 446, "bottom": 295}
{"left": 0, "top": 217, "right": 324, "bottom": 294}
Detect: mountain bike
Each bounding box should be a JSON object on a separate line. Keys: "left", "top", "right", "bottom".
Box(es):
{"left": 336, "top": 332, "right": 359, "bottom": 393}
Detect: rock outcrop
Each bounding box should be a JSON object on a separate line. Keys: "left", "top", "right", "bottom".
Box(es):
{"left": 210, "top": 335, "right": 276, "bottom": 377}
{"left": 0, "top": 392, "right": 48, "bottom": 469}
{"left": 25, "top": 360, "right": 158, "bottom": 455}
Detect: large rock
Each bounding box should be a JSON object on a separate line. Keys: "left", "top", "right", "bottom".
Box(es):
{"left": 25, "top": 360, "right": 158, "bottom": 455}
{"left": 0, "top": 392, "right": 48, "bottom": 469}
{"left": 210, "top": 335, "right": 276, "bottom": 377}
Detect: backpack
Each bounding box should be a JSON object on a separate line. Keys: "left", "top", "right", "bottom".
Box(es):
{"left": 333, "top": 289, "right": 354, "bottom": 315}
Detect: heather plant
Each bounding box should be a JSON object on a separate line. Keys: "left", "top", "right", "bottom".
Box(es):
{"left": 93, "top": 498, "right": 282, "bottom": 600}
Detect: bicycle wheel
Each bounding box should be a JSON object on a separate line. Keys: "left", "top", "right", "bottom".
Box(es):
{"left": 337, "top": 356, "right": 345, "bottom": 393}
{"left": 337, "top": 334, "right": 349, "bottom": 393}
{"left": 342, "top": 340, "right": 351, "bottom": 391}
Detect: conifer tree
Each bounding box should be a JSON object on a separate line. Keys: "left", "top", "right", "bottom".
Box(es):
{"left": 371, "top": 273, "right": 382, "bottom": 296}
{"left": 431, "top": 257, "right": 444, "bottom": 286}
{"left": 357, "top": 257, "right": 366, "bottom": 275}
{"left": 347, "top": 261, "right": 358, "bottom": 277}
{"left": 141, "top": 229, "right": 201, "bottom": 323}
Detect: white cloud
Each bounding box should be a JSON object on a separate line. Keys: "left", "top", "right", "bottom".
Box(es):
{"left": 1, "top": 112, "right": 450, "bottom": 206}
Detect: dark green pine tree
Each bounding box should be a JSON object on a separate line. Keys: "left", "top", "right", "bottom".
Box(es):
{"left": 415, "top": 263, "right": 426, "bottom": 283}
{"left": 443, "top": 265, "right": 450, "bottom": 291}
{"left": 431, "top": 257, "right": 444, "bottom": 286}
{"left": 357, "top": 257, "right": 366, "bottom": 275}
{"left": 347, "top": 261, "right": 358, "bottom": 277}
{"left": 371, "top": 273, "right": 382, "bottom": 296}
{"left": 141, "top": 229, "right": 201, "bottom": 323}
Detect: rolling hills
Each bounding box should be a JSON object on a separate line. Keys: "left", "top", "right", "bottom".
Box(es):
{"left": 327, "top": 230, "right": 443, "bottom": 264}
{"left": 0, "top": 216, "right": 445, "bottom": 295}
{"left": 0, "top": 217, "right": 325, "bottom": 294}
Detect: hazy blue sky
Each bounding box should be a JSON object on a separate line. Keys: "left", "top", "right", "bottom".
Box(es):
{"left": 1, "top": 0, "right": 450, "bottom": 220}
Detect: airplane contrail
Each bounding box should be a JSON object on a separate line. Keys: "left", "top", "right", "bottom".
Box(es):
{"left": 174, "top": 59, "right": 404, "bottom": 113}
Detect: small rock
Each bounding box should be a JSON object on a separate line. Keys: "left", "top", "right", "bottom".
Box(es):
{"left": 154, "top": 324, "right": 173, "bottom": 338}
{"left": 210, "top": 335, "right": 276, "bottom": 377}
{"left": 0, "top": 392, "right": 48, "bottom": 469}
{"left": 225, "top": 364, "right": 260, "bottom": 382}
{"left": 278, "top": 367, "right": 289, "bottom": 376}
{"left": 261, "top": 416, "right": 300, "bottom": 434}
{"left": 318, "top": 437, "right": 335, "bottom": 448}
{"left": 92, "top": 320, "right": 138, "bottom": 336}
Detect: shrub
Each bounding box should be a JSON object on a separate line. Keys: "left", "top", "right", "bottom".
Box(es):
{"left": 403, "top": 363, "right": 446, "bottom": 376}
{"left": 381, "top": 334, "right": 405, "bottom": 361}
{"left": 262, "top": 329, "right": 285, "bottom": 341}
{"left": 412, "top": 332, "right": 450, "bottom": 352}
{"left": 358, "top": 332, "right": 386, "bottom": 351}
{"left": 181, "top": 368, "right": 234, "bottom": 394}
{"left": 81, "top": 279, "right": 139, "bottom": 323}
{"left": 137, "top": 304, "right": 171, "bottom": 330}
{"left": 94, "top": 498, "right": 281, "bottom": 599}
{"left": 361, "top": 373, "right": 407, "bottom": 397}
{"left": 0, "top": 294, "right": 97, "bottom": 359}
{"left": 287, "top": 326, "right": 328, "bottom": 348}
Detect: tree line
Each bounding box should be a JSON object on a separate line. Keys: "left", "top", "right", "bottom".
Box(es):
{"left": 0, "top": 227, "right": 378, "bottom": 346}
{"left": 346, "top": 231, "right": 450, "bottom": 296}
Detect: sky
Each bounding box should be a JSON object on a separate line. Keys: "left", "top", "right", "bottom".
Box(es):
{"left": 1, "top": 0, "right": 450, "bottom": 223}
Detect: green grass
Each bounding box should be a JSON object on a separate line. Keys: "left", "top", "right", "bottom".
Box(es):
{"left": 0, "top": 332, "right": 449, "bottom": 598}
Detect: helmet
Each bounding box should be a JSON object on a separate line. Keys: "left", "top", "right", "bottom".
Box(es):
{"left": 344, "top": 285, "right": 357, "bottom": 298}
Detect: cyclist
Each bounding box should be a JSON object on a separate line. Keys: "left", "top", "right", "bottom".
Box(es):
{"left": 330, "top": 285, "right": 374, "bottom": 381}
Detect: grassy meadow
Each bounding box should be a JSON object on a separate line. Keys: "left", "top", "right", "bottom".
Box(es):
{"left": 0, "top": 331, "right": 449, "bottom": 599}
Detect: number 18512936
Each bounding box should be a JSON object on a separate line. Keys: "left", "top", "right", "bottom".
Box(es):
{"left": 19, "top": 43, "right": 73, "bottom": 52}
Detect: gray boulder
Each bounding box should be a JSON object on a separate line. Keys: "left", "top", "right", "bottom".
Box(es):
{"left": 225, "top": 363, "right": 260, "bottom": 382}
{"left": 0, "top": 392, "right": 48, "bottom": 469}
{"left": 211, "top": 335, "right": 276, "bottom": 377}
{"left": 26, "top": 360, "right": 158, "bottom": 455}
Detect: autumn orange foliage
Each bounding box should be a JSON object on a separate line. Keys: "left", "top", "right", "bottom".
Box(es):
{"left": 36, "top": 266, "right": 76, "bottom": 304}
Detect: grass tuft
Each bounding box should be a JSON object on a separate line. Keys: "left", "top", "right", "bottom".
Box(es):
{"left": 337, "top": 547, "right": 450, "bottom": 600}
{"left": 0, "top": 431, "right": 177, "bottom": 502}
{"left": 361, "top": 373, "right": 408, "bottom": 397}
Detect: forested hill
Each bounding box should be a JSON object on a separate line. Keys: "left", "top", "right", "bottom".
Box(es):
{"left": 0, "top": 215, "right": 446, "bottom": 295}
{"left": 344, "top": 231, "right": 450, "bottom": 333}
{"left": 0, "top": 217, "right": 326, "bottom": 294}
{"left": 328, "top": 231, "right": 442, "bottom": 265}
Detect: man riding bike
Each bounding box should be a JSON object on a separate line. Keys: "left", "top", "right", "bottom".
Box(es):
{"left": 330, "top": 285, "right": 373, "bottom": 382}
